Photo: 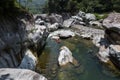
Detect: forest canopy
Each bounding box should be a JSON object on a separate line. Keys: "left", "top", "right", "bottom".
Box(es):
{"left": 45, "top": 0, "right": 120, "bottom": 14}
{"left": 1, "top": 0, "right": 120, "bottom": 14}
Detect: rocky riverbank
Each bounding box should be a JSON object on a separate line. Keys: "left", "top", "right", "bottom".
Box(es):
{"left": 1, "top": 6, "right": 120, "bottom": 79}
{"left": 34, "top": 11, "right": 120, "bottom": 74}
{"left": 0, "top": 3, "right": 48, "bottom": 79}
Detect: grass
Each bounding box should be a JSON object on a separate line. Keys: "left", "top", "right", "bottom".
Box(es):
{"left": 94, "top": 13, "right": 108, "bottom": 20}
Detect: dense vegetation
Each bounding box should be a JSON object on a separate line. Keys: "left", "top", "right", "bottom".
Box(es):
{"left": 45, "top": 0, "right": 120, "bottom": 14}
{"left": 0, "top": 0, "right": 22, "bottom": 15}
{"left": 1, "top": 0, "right": 120, "bottom": 15}
{"left": 0, "top": 0, "right": 31, "bottom": 18}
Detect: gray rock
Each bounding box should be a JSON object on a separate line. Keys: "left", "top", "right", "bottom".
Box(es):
{"left": 77, "top": 11, "right": 86, "bottom": 18}
{"left": 34, "top": 14, "right": 48, "bottom": 21}
{"left": 89, "top": 21, "right": 102, "bottom": 28}
{"left": 58, "top": 46, "right": 74, "bottom": 66}
{"left": 49, "top": 30, "right": 75, "bottom": 39}
{"left": 73, "top": 20, "right": 86, "bottom": 26}
{"left": 0, "top": 16, "right": 27, "bottom": 68}
{"left": 92, "top": 35, "right": 104, "bottom": 47}
{"left": 85, "top": 13, "right": 96, "bottom": 21}
{"left": 109, "top": 45, "right": 120, "bottom": 69}
{"left": 63, "top": 19, "right": 74, "bottom": 28}
{"left": 72, "top": 25, "right": 104, "bottom": 47}
{"left": 72, "top": 16, "right": 83, "bottom": 21}
{"left": 28, "top": 24, "right": 48, "bottom": 52}
{"left": 0, "top": 12, "right": 48, "bottom": 69}
{"left": 49, "top": 13, "right": 63, "bottom": 24}
{"left": 48, "top": 23, "right": 61, "bottom": 32}
{"left": 18, "top": 49, "right": 37, "bottom": 70}
{"left": 0, "top": 68, "right": 47, "bottom": 80}
{"left": 35, "top": 20, "right": 45, "bottom": 26}
{"left": 97, "top": 46, "right": 110, "bottom": 62}
{"left": 103, "top": 12, "right": 120, "bottom": 29}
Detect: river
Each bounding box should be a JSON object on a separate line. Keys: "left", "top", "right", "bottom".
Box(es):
{"left": 36, "top": 35, "right": 120, "bottom": 80}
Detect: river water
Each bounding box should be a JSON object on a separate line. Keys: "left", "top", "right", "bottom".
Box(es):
{"left": 36, "top": 36, "right": 120, "bottom": 80}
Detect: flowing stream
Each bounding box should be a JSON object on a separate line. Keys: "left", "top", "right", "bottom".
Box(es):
{"left": 36, "top": 36, "right": 120, "bottom": 80}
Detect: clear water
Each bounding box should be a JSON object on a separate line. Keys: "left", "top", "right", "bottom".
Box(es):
{"left": 36, "top": 36, "right": 120, "bottom": 80}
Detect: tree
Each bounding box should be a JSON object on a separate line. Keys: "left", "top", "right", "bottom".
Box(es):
{"left": 45, "top": 0, "right": 120, "bottom": 14}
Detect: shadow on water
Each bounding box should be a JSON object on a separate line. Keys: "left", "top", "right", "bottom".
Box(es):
{"left": 36, "top": 36, "right": 120, "bottom": 80}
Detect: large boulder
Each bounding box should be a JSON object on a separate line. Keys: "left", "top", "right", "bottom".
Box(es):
{"left": 58, "top": 46, "right": 74, "bottom": 66}
{"left": 48, "top": 23, "right": 62, "bottom": 32}
{"left": 0, "top": 15, "right": 28, "bottom": 68}
{"left": 0, "top": 68, "right": 47, "bottom": 80}
{"left": 28, "top": 24, "right": 48, "bottom": 53}
{"left": 48, "top": 30, "right": 75, "bottom": 39}
{"left": 92, "top": 35, "right": 105, "bottom": 47}
{"left": 63, "top": 18, "right": 74, "bottom": 28}
{"left": 49, "top": 13, "right": 63, "bottom": 24}
{"left": 0, "top": 10, "right": 48, "bottom": 69}
{"left": 103, "top": 13, "right": 120, "bottom": 29}
{"left": 18, "top": 49, "right": 37, "bottom": 70}
{"left": 97, "top": 46, "right": 110, "bottom": 62}
{"left": 72, "top": 25, "right": 105, "bottom": 47}
{"left": 109, "top": 45, "right": 120, "bottom": 69}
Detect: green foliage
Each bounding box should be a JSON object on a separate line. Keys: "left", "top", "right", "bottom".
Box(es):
{"left": 45, "top": 0, "right": 120, "bottom": 14}
{"left": 0, "top": 0, "right": 30, "bottom": 18}
{"left": 94, "top": 13, "right": 108, "bottom": 20}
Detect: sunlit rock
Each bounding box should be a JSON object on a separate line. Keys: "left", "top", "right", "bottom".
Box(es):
{"left": 103, "top": 12, "right": 120, "bottom": 29}
{"left": 92, "top": 35, "right": 104, "bottom": 47}
{"left": 85, "top": 13, "right": 96, "bottom": 21}
{"left": 58, "top": 46, "right": 79, "bottom": 67}
{"left": 0, "top": 68, "right": 47, "bottom": 80}
{"left": 97, "top": 46, "right": 110, "bottom": 62}
{"left": 89, "top": 21, "right": 102, "bottom": 28}
{"left": 58, "top": 46, "right": 74, "bottom": 66}
{"left": 72, "top": 16, "right": 83, "bottom": 21}
{"left": 28, "top": 24, "right": 48, "bottom": 51}
{"left": 51, "top": 36, "right": 60, "bottom": 41}
{"left": 49, "top": 30, "right": 75, "bottom": 39}
{"left": 48, "top": 23, "right": 60, "bottom": 31}
{"left": 109, "top": 45, "right": 120, "bottom": 69}
{"left": 63, "top": 18, "right": 74, "bottom": 28}
{"left": 81, "top": 33, "right": 93, "bottom": 39}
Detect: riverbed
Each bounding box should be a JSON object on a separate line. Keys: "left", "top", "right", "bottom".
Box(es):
{"left": 36, "top": 36, "right": 120, "bottom": 80}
